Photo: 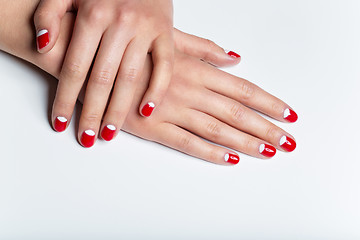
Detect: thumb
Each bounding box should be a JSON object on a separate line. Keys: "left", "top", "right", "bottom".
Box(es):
{"left": 174, "top": 28, "right": 241, "bottom": 67}
{"left": 34, "top": 0, "right": 73, "bottom": 53}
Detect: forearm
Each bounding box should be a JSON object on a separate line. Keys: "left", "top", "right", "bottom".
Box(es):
{"left": 0, "top": 0, "right": 74, "bottom": 77}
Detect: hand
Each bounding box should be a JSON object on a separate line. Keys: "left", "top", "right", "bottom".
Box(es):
{"left": 34, "top": 0, "right": 175, "bottom": 147}
{"left": 122, "top": 51, "right": 297, "bottom": 164}
{"left": 37, "top": 14, "right": 298, "bottom": 164}
{"left": 1, "top": 4, "right": 297, "bottom": 164}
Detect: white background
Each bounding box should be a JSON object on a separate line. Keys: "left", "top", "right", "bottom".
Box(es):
{"left": 1, "top": 0, "right": 360, "bottom": 239}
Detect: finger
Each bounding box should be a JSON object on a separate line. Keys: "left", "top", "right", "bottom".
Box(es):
{"left": 51, "top": 14, "right": 104, "bottom": 133}
{"left": 174, "top": 28, "right": 241, "bottom": 67}
{"left": 139, "top": 33, "right": 174, "bottom": 117}
{"left": 100, "top": 40, "right": 148, "bottom": 142}
{"left": 34, "top": 0, "right": 73, "bottom": 53}
{"left": 200, "top": 64, "right": 298, "bottom": 123}
{"left": 153, "top": 123, "right": 240, "bottom": 165}
{"left": 171, "top": 105, "right": 277, "bottom": 158}
{"left": 188, "top": 88, "right": 296, "bottom": 153}
{"left": 78, "top": 27, "right": 132, "bottom": 147}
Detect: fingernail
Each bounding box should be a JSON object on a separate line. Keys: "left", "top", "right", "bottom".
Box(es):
{"left": 279, "top": 136, "right": 296, "bottom": 152}
{"left": 54, "top": 116, "right": 67, "bottom": 132}
{"left": 259, "top": 144, "right": 276, "bottom": 158}
{"left": 224, "top": 153, "right": 240, "bottom": 164}
{"left": 141, "top": 102, "right": 155, "bottom": 117}
{"left": 80, "top": 130, "right": 96, "bottom": 148}
{"left": 37, "top": 29, "right": 49, "bottom": 50}
{"left": 284, "top": 108, "right": 298, "bottom": 123}
{"left": 225, "top": 50, "right": 241, "bottom": 59}
{"left": 101, "top": 125, "right": 116, "bottom": 141}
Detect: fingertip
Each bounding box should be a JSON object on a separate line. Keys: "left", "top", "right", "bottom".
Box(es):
{"left": 140, "top": 102, "right": 156, "bottom": 117}
{"left": 283, "top": 108, "right": 298, "bottom": 123}
{"left": 53, "top": 116, "right": 68, "bottom": 132}
{"left": 223, "top": 49, "right": 242, "bottom": 66}
{"left": 224, "top": 152, "right": 240, "bottom": 165}
{"left": 225, "top": 50, "right": 241, "bottom": 59}
{"left": 36, "top": 29, "right": 50, "bottom": 52}
{"left": 80, "top": 129, "right": 96, "bottom": 148}
{"left": 101, "top": 124, "right": 117, "bottom": 141}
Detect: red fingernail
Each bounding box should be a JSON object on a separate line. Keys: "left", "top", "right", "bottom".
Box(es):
{"left": 141, "top": 102, "right": 155, "bottom": 117}
{"left": 226, "top": 50, "right": 241, "bottom": 59}
{"left": 37, "top": 30, "right": 49, "bottom": 50}
{"left": 54, "top": 116, "right": 67, "bottom": 132}
{"left": 259, "top": 144, "right": 276, "bottom": 158}
{"left": 280, "top": 136, "right": 296, "bottom": 152}
{"left": 224, "top": 153, "right": 240, "bottom": 164}
{"left": 81, "top": 130, "right": 96, "bottom": 148}
{"left": 284, "top": 108, "right": 298, "bottom": 123}
{"left": 101, "top": 125, "right": 116, "bottom": 141}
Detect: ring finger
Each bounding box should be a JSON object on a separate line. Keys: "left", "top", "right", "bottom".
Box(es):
{"left": 99, "top": 38, "right": 149, "bottom": 142}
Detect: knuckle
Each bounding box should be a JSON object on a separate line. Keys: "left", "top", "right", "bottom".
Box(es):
{"left": 122, "top": 67, "right": 139, "bottom": 84}
{"left": 237, "top": 80, "right": 255, "bottom": 100}
{"left": 229, "top": 104, "right": 245, "bottom": 122}
{"left": 265, "top": 126, "right": 278, "bottom": 140}
{"left": 242, "top": 139, "right": 254, "bottom": 152}
{"left": 54, "top": 100, "right": 73, "bottom": 112}
{"left": 61, "top": 62, "right": 83, "bottom": 80}
{"left": 115, "top": 8, "right": 136, "bottom": 25}
{"left": 34, "top": 8, "right": 52, "bottom": 22}
{"left": 159, "top": 57, "right": 174, "bottom": 70}
{"left": 92, "top": 70, "right": 113, "bottom": 87}
{"left": 205, "top": 121, "right": 221, "bottom": 141}
{"left": 207, "top": 148, "right": 219, "bottom": 163}
{"left": 205, "top": 39, "right": 217, "bottom": 51}
{"left": 83, "top": 112, "right": 101, "bottom": 126}
{"left": 84, "top": 6, "right": 106, "bottom": 24}
{"left": 203, "top": 39, "right": 217, "bottom": 60}
{"left": 107, "top": 109, "right": 124, "bottom": 119}
{"left": 177, "top": 135, "right": 192, "bottom": 151}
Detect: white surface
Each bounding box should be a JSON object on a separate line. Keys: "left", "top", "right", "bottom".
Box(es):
{"left": 1, "top": 0, "right": 360, "bottom": 239}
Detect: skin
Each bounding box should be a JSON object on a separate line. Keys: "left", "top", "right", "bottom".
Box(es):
{"left": 34, "top": 0, "right": 175, "bottom": 146}
{"left": 0, "top": 0, "right": 296, "bottom": 165}
{"left": 33, "top": 0, "right": 241, "bottom": 146}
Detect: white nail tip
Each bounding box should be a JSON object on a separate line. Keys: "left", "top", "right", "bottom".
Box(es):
{"left": 280, "top": 136, "right": 287, "bottom": 146}
{"left": 106, "top": 125, "right": 116, "bottom": 131}
{"left": 284, "top": 108, "right": 291, "bottom": 119}
{"left": 224, "top": 153, "right": 230, "bottom": 162}
{"left": 37, "top": 29, "right": 48, "bottom": 37}
{"left": 259, "top": 144, "right": 265, "bottom": 153}
{"left": 85, "top": 130, "right": 95, "bottom": 136}
{"left": 56, "top": 116, "right": 67, "bottom": 123}
{"left": 148, "top": 102, "right": 155, "bottom": 108}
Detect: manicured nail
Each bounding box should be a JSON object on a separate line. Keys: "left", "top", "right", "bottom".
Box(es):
{"left": 225, "top": 50, "right": 241, "bottom": 59}
{"left": 101, "top": 125, "right": 116, "bottom": 141}
{"left": 80, "top": 130, "right": 96, "bottom": 148}
{"left": 224, "top": 153, "right": 240, "bottom": 164}
{"left": 284, "top": 108, "right": 298, "bottom": 123}
{"left": 279, "top": 136, "right": 296, "bottom": 152}
{"left": 54, "top": 116, "right": 67, "bottom": 132}
{"left": 37, "top": 29, "right": 49, "bottom": 50}
{"left": 141, "top": 102, "right": 155, "bottom": 117}
{"left": 259, "top": 144, "right": 276, "bottom": 158}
